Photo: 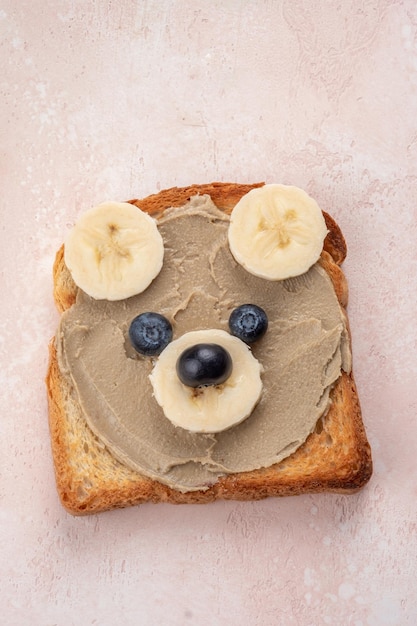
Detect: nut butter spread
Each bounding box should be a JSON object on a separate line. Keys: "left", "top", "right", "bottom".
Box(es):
{"left": 57, "top": 195, "right": 351, "bottom": 492}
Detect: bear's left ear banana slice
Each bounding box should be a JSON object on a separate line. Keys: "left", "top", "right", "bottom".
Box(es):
{"left": 64, "top": 201, "right": 164, "bottom": 301}
{"left": 228, "top": 184, "right": 328, "bottom": 280}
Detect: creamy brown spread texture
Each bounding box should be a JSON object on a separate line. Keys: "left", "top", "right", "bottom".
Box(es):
{"left": 57, "top": 195, "right": 351, "bottom": 492}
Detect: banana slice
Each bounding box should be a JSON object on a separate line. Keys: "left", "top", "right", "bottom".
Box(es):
{"left": 64, "top": 201, "right": 164, "bottom": 300}
{"left": 228, "top": 184, "right": 328, "bottom": 280}
{"left": 150, "top": 329, "right": 263, "bottom": 433}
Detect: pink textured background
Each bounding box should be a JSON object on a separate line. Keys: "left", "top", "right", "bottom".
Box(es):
{"left": 1, "top": 1, "right": 417, "bottom": 624}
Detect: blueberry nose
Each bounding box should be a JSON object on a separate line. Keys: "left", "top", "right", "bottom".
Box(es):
{"left": 176, "top": 343, "right": 233, "bottom": 388}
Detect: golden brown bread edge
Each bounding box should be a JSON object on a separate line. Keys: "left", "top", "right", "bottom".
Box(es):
{"left": 46, "top": 182, "right": 372, "bottom": 515}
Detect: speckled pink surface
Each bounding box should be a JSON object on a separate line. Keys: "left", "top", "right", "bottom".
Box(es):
{"left": 1, "top": 1, "right": 417, "bottom": 625}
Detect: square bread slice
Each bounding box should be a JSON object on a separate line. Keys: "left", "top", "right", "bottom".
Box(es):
{"left": 46, "top": 182, "right": 372, "bottom": 515}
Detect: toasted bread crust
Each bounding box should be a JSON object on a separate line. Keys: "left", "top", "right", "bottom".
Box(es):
{"left": 46, "top": 182, "right": 372, "bottom": 515}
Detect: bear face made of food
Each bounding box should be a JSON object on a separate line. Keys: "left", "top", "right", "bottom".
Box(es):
{"left": 57, "top": 185, "right": 351, "bottom": 493}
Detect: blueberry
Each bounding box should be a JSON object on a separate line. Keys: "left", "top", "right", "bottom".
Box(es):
{"left": 228, "top": 304, "right": 268, "bottom": 344}
{"left": 176, "top": 343, "right": 233, "bottom": 388}
{"left": 129, "top": 312, "right": 172, "bottom": 356}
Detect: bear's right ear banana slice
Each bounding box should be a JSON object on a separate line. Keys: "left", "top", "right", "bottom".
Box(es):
{"left": 228, "top": 184, "right": 328, "bottom": 280}
{"left": 64, "top": 201, "right": 164, "bottom": 301}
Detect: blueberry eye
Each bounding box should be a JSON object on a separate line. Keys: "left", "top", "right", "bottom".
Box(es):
{"left": 228, "top": 304, "right": 268, "bottom": 344}
{"left": 129, "top": 312, "right": 173, "bottom": 356}
{"left": 176, "top": 343, "right": 233, "bottom": 388}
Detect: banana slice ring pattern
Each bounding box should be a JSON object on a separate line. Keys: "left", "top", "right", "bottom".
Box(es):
{"left": 228, "top": 184, "right": 328, "bottom": 281}
{"left": 65, "top": 201, "right": 164, "bottom": 301}
{"left": 150, "top": 329, "right": 263, "bottom": 433}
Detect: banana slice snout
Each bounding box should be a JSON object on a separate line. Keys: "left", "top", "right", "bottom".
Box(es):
{"left": 228, "top": 184, "right": 328, "bottom": 281}
{"left": 150, "top": 329, "right": 263, "bottom": 433}
{"left": 64, "top": 202, "right": 164, "bottom": 300}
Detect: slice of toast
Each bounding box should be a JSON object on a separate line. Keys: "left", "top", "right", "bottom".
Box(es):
{"left": 46, "top": 182, "right": 372, "bottom": 515}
